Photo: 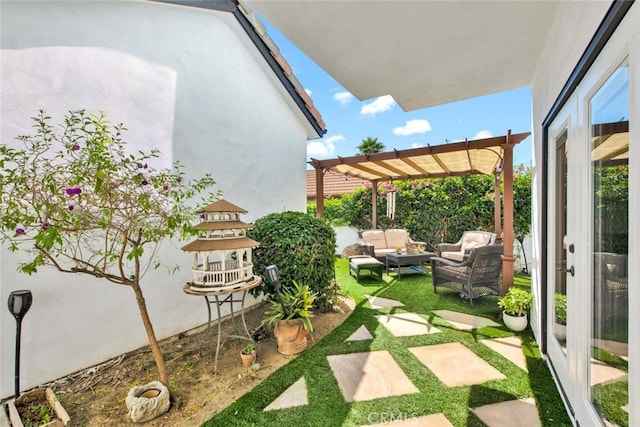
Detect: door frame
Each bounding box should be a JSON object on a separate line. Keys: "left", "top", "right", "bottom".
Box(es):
{"left": 541, "top": 1, "right": 637, "bottom": 425}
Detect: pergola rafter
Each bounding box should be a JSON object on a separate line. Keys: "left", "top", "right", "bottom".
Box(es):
{"left": 309, "top": 130, "right": 530, "bottom": 292}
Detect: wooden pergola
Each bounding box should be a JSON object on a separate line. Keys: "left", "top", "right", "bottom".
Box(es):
{"left": 309, "top": 130, "right": 530, "bottom": 292}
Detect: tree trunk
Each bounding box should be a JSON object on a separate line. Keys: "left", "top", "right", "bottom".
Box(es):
{"left": 130, "top": 280, "right": 168, "bottom": 385}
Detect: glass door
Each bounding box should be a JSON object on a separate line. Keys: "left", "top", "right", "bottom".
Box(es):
{"left": 547, "top": 106, "right": 575, "bottom": 399}
{"left": 589, "top": 62, "right": 629, "bottom": 427}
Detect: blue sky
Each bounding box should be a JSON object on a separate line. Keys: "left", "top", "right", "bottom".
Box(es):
{"left": 262, "top": 22, "right": 533, "bottom": 167}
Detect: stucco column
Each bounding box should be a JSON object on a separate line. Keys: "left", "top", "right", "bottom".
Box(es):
{"left": 501, "top": 133, "right": 515, "bottom": 293}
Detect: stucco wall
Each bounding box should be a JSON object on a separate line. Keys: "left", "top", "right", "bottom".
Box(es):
{"left": 529, "top": 1, "right": 612, "bottom": 339}
{"left": 0, "top": 1, "right": 309, "bottom": 398}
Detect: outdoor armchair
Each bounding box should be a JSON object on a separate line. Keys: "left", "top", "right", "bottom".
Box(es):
{"left": 431, "top": 245, "right": 503, "bottom": 307}
{"left": 436, "top": 230, "right": 497, "bottom": 261}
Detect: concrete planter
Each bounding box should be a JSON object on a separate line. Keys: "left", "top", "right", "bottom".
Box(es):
{"left": 125, "top": 381, "right": 170, "bottom": 423}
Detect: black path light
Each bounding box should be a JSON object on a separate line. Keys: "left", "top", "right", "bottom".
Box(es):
{"left": 8, "top": 289, "right": 33, "bottom": 398}
{"left": 516, "top": 234, "right": 529, "bottom": 274}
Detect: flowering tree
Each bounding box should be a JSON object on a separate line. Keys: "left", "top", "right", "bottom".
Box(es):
{"left": 0, "top": 110, "right": 218, "bottom": 385}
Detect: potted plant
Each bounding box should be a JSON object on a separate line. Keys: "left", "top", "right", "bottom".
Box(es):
{"left": 240, "top": 342, "right": 257, "bottom": 367}
{"left": 262, "top": 281, "right": 317, "bottom": 355}
{"left": 554, "top": 293, "right": 567, "bottom": 340}
{"left": 498, "top": 287, "right": 534, "bottom": 332}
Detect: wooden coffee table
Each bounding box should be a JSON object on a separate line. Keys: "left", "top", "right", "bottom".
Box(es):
{"left": 386, "top": 252, "right": 434, "bottom": 277}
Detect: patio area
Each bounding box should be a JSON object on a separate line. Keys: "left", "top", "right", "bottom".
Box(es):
{"left": 203, "top": 258, "right": 571, "bottom": 426}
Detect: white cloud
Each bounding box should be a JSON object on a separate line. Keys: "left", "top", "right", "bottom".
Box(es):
{"left": 473, "top": 130, "right": 492, "bottom": 140}
{"left": 305, "top": 88, "right": 312, "bottom": 97}
{"left": 393, "top": 119, "right": 432, "bottom": 136}
{"left": 307, "top": 134, "right": 345, "bottom": 158}
{"left": 333, "top": 91, "right": 354, "bottom": 106}
{"left": 360, "top": 95, "right": 396, "bottom": 117}
{"left": 411, "top": 142, "right": 424, "bottom": 149}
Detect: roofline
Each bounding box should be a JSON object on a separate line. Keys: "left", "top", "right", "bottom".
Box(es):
{"left": 150, "top": 0, "right": 327, "bottom": 138}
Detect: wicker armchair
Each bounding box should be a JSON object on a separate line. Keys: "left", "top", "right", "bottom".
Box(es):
{"left": 431, "top": 245, "right": 503, "bottom": 307}
{"left": 436, "top": 231, "right": 496, "bottom": 261}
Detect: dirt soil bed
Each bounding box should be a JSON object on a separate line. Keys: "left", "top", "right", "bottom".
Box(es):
{"left": 43, "top": 295, "right": 354, "bottom": 426}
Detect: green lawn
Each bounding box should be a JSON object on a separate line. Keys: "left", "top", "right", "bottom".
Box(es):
{"left": 205, "top": 258, "right": 569, "bottom": 426}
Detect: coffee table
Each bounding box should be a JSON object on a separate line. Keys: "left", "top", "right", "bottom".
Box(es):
{"left": 386, "top": 251, "right": 434, "bottom": 277}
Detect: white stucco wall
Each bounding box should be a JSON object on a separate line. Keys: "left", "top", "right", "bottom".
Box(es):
{"left": 529, "top": 1, "right": 612, "bottom": 340}
{"left": 0, "top": 1, "right": 311, "bottom": 398}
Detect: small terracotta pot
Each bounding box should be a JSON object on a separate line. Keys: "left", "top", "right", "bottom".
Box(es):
{"left": 240, "top": 351, "right": 257, "bottom": 367}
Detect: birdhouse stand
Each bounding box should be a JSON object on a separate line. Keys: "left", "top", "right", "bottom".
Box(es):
{"left": 181, "top": 199, "right": 259, "bottom": 291}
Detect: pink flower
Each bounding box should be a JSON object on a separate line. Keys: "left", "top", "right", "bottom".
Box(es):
{"left": 69, "top": 205, "right": 74, "bottom": 210}
{"left": 141, "top": 180, "right": 148, "bottom": 186}
{"left": 15, "top": 228, "right": 25, "bottom": 235}
{"left": 73, "top": 144, "right": 80, "bottom": 151}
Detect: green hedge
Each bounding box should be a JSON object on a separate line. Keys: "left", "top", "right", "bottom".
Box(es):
{"left": 308, "top": 170, "right": 532, "bottom": 251}
{"left": 247, "top": 211, "right": 336, "bottom": 309}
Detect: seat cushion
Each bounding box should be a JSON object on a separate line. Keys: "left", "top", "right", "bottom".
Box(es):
{"left": 384, "top": 229, "right": 408, "bottom": 249}
{"left": 461, "top": 232, "right": 492, "bottom": 251}
{"left": 441, "top": 251, "right": 465, "bottom": 262}
{"left": 362, "top": 230, "right": 387, "bottom": 249}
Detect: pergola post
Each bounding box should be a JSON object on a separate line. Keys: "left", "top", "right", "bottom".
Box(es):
{"left": 315, "top": 167, "right": 324, "bottom": 218}
{"left": 501, "top": 132, "right": 515, "bottom": 293}
{"left": 494, "top": 171, "right": 502, "bottom": 244}
{"left": 371, "top": 179, "right": 379, "bottom": 229}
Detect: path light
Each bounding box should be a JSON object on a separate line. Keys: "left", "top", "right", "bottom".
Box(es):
{"left": 8, "top": 290, "right": 33, "bottom": 398}
{"left": 516, "top": 234, "right": 529, "bottom": 274}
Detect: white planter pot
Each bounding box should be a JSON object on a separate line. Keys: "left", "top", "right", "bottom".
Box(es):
{"left": 554, "top": 322, "right": 567, "bottom": 340}
{"left": 502, "top": 311, "right": 528, "bottom": 332}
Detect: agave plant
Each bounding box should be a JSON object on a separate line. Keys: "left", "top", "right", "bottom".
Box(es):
{"left": 262, "top": 281, "right": 317, "bottom": 332}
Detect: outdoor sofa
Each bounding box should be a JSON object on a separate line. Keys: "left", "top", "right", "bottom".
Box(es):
{"left": 360, "top": 229, "right": 424, "bottom": 259}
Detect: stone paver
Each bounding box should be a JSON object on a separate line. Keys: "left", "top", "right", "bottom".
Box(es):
{"left": 376, "top": 312, "right": 441, "bottom": 337}
{"left": 471, "top": 397, "right": 541, "bottom": 427}
{"left": 480, "top": 336, "right": 528, "bottom": 371}
{"left": 263, "top": 377, "right": 308, "bottom": 411}
{"left": 432, "top": 309, "right": 500, "bottom": 330}
{"left": 361, "top": 413, "right": 454, "bottom": 426}
{"left": 590, "top": 358, "right": 627, "bottom": 386}
{"left": 365, "top": 295, "right": 404, "bottom": 309}
{"left": 409, "top": 342, "right": 506, "bottom": 387}
{"left": 327, "top": 351, "right": 419, "bottom": 402}
{"left": 346, "top": 325, "right": 374, "bottom": 341}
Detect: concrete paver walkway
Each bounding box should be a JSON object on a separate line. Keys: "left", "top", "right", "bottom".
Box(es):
{"left": 263, "top": 297, "right": 543, "bottom": 425}
{"left": 327, "top": 351, "right": 420, "bottom": 402}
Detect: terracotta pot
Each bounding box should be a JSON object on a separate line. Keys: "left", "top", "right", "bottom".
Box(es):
{"left": 274, "top": 319, "right": 310, "bottom": 355}
{"left": 502, "top": 311, "right": 528, "bottom": 332}
{"left": 240, "top": 351, "right": 257, "bottom": 367}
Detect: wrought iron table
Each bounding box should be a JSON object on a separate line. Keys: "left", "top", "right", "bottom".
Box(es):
{"left": 183, "top": 276, "right": 262, "bottom": 371}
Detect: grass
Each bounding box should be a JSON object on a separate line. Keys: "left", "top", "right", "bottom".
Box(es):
{"left": 204, "top": 258, "right": 570, "bottom": 426}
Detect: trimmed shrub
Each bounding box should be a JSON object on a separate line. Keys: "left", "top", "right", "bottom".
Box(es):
{"left": 248, "top": 211, "right": 336, "bottom": 309}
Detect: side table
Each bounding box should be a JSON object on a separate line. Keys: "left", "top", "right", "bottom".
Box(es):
{"left": 183, "top": 276, "right": 262, "bottom": 372}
